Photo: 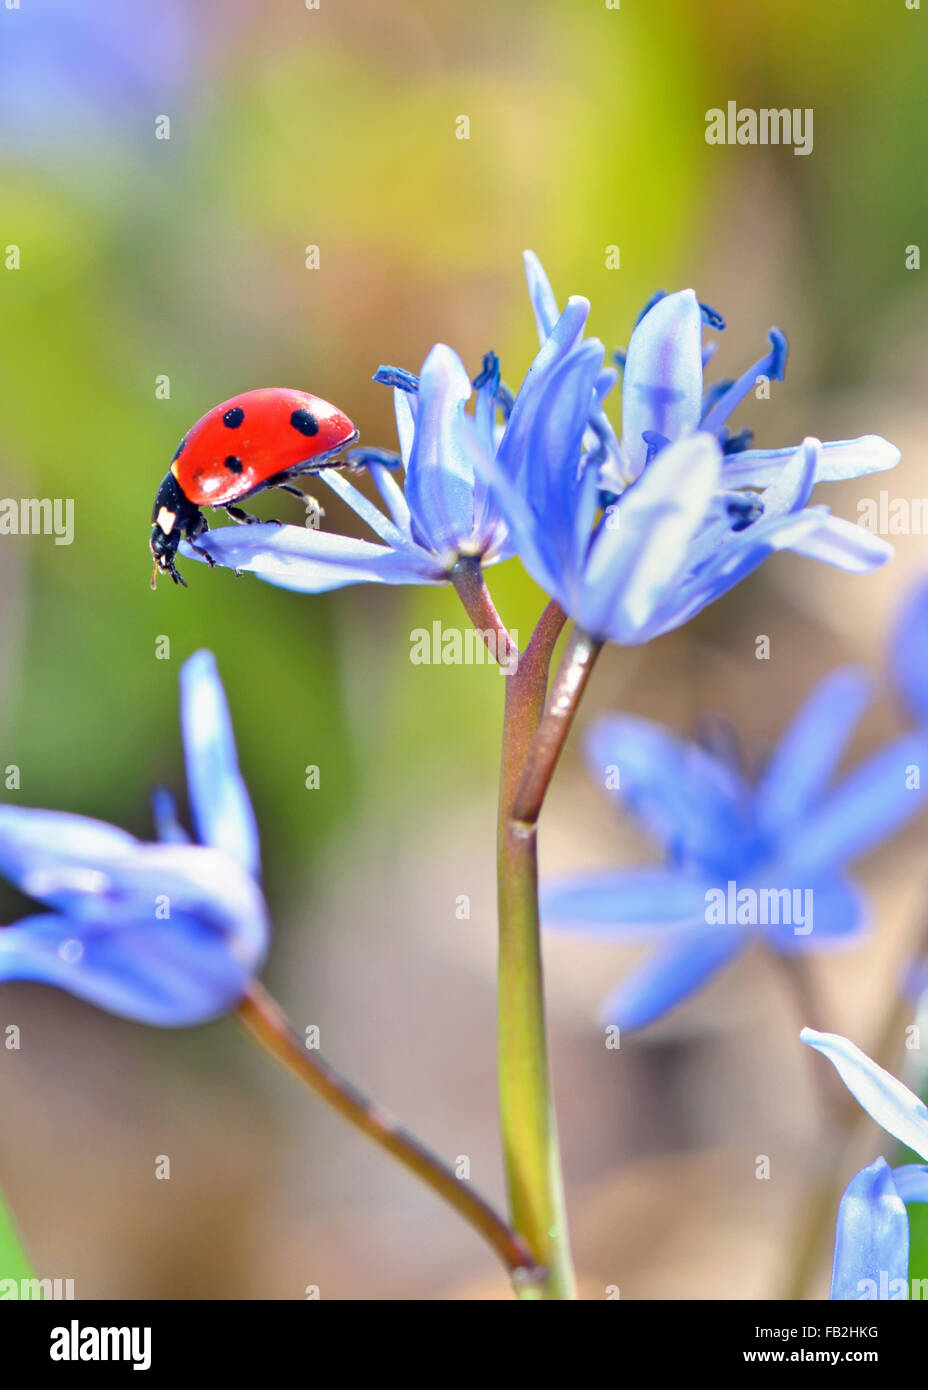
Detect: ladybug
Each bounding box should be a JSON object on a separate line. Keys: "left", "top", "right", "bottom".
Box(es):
{"left": 150, "top": 387, "right": 358, "bottom": 587}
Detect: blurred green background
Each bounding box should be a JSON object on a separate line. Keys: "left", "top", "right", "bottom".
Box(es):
{"left": 1, "top": 0, "right": 928, "bottom": 1299}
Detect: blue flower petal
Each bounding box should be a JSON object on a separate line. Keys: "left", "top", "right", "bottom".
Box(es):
{"left": 179, "top": 651, "right": 260, "bottom": 879}
{"left": 496, "top": 295, "right": 590, "bottom": 480}
{"left": 892, "top": 581, "right": 928, "bottom": 725}
{"left": 0, "top": 839, "right": 268, "bottom": 1026}
{"left": 584, "top": 713, "right": 748, "bottom": 864}
{"left": 580, "top": 432, "right": 721, "bottom": 641}
{"left": 184, "top": 524, "right": 445, "bottom": 591}
{"left": 783, "top": 512, "right": 894, "bottom": 572}
{"left": 0, "top": 806, "right": 137, "bottom": 910}
{"left": 542, "top": 867, "right": 709, "bottom": 938}
{"left": 829, "top": 1159, "right": 909, "bottom": 1300}
{"left": 403, "top": 343, "right": 481, "bottom": 556}
{"left": 721, "top": 435, "right": 901, "bottom": 490}
{"left": 523, "top": 248, "right": 560, "bottom": 343}
{"left": 523, "top": 338, "right": 605, "bottom": 548}
{"left": 393, "top": 386, "right": 417, "bottom": 466}
{"left": 644, "top": 508, "right": 859, "bottom": 642}
{"left": 756, "top": 437, "right": 819, "bottom": 518}
{"left": 368, "top": 461, "right": 414, "bottom": 537}
{"left": 801, "top": 1029, "right": 928, "bottom": 1160}
{"left": 467, "top": 433, "right": 566, "bottom": 604}
{"left": 891, "top": 1165, "right": 928, "bottom": 1204}
{"left": 789, "top": 733, "right": 928, "bottom": 877}
{"left": 757, "top": 668, "right": 871, "bottom": 830}
{"left": 757, "top": 874, "right": 865, "bottom": 954}
{"left": 0, "top": 901, "right": 262, "bottom": 1029}
{"left": 620, "top": 289, "right": 704, "bottom": 475}
{"left": 599, "top": 926, "right": 743, "bottom": 1032}
{"left": 319, "top": 469, "right": 421, "bottom": 554}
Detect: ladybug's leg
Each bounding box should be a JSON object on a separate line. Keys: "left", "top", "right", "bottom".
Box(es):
{"left": 185, "top": 510, "right": 216, "bottom": 568}
{"left": 273, "top": 483, "right": 306, "bottom": 500}
{"left": 224, "top": 503, "right": 283, "bottom": 527}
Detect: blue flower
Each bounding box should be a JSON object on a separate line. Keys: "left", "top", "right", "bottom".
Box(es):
{"left": 0, "top": 0, "right": 204, "bottom": 152}
{"left": 475, "top": 255, "right": 900, "bottom": 644}
{"left": 185, "top": 295, "right": 595, "bottom": 592}
{"left": 542, "top": 673, "right": 928, "bottom": 1031}
{"left": 0, "top": 652, "right": 268, "bottom": 1026}
{"left": 800, "top": 1028, "right": 928, "bottom": 1299}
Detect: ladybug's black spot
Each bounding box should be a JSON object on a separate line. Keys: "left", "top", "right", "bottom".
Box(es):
{"left": 223, "top": 455, "right": 244, "bottom": 474}
{"left": 290, "top": 408, "right": 319, "bottom": 437}
{"left": 172, "top": 436, "right": 186, "bottom": 461}
{"left": 223, "top": 407, "right": 244, "bottom": 428}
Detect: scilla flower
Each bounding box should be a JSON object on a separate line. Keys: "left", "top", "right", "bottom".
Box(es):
{"left": 542, "top": 673, "right": 928, "bottom": 1031}
{"left": 475, "top": 255, "right": 900, "bottom": 644}
{"left": 801, "top": 1029, "right": 928, "bottom": 1300}
{"left": 0, "top": 652, "right": 267, "bottom": 1026}
{"left": 185, "top": 294, "right": 595, "bottom": 591}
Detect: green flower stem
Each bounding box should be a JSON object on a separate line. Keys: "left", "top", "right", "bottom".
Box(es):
{"left": 510, "top": 628, "right": 604, "bottom": 827}
{"left": 449, "top": 556, "right": 519, "bottom": 670}
{"left": 237, "top": 982, "right": 541, "bottom": 1286}
{"left": 498, "top": 624, "right": 601, "bottom": 1300}
{"left": 451, "top": 560, "right": 603, "bottom": 1297}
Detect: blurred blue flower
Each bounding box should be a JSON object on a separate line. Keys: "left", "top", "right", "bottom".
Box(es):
{"left": 186, "top": 295, "right": 594, "bottom": 591}
{"left": 0, "top": 0, "right": 208, "bottom": 153}
{"left": 542, "top": 673, "right": 928, "bottom": 1031}
{"left": 477, "top": 255, "right": 899, "bottom": 644}
{"left": 801, "top": 1028, "right": 928, "bottom": 1299}
{"left": 0, "top": 652, "right": 267, "bottom": 1026}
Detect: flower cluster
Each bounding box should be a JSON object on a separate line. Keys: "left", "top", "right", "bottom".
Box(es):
{"left": 188, "top": 253, "right": 899, "bottom": 647}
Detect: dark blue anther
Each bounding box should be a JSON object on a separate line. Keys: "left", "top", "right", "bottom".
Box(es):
{"left": 373, "top": 365, "right": 420, "bottom": 394}
{"left": 699, "top": 301, "right": 726, "bottom": 331}
{"left": 722, "top": 428, "right": 754, "bottom": 456}
{"left": 345, "top": 447, "right": 403, "bottom": 471}
{"left": 726, "top": 493, "right": 764, "bottom": 531}
{"left": 642, "top": 430, "right": 670, "bottom": 465}
{"left": 612, "top": 348, "right": 627, "bottom": 371}
{"left": 767, "top": 328, "right": 788, "bottom": 381}
{"left": 473, "top": 351, "right": 501, "bottom": 394}
{"left": 473, "top": 350, "right": 513, "bottom": 420}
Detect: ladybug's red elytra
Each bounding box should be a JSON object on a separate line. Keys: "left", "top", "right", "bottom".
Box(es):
{"left": 150, "top": 387, "right": 358, "bottom": 587}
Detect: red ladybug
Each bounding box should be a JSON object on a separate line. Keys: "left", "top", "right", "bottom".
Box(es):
{"left": 150, "top": 387, "right": 358, "bottom": 587}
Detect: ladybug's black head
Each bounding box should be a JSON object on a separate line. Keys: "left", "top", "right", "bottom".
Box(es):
{"left": 150, "top": 472, "right": 197, "bottom": 589}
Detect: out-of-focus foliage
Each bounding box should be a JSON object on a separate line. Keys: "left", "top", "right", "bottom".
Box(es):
{"left": 0, "top": 1187, "right": 33, "bottom": 1283}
